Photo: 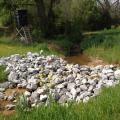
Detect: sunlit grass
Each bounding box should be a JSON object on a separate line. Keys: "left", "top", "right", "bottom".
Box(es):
{"left": 0, "top": 37, "right": 59, "bottom": 57}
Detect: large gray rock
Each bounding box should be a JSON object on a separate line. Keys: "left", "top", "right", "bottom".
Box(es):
{"left": 70, "top": 88, "right": 77, "bottom": 99}
{"left": 114, "top": 69, "right": 120, "bottom": 80}
{"left": 80, "top": 85, "right": 88, "bottom": 91}
{"left": 29, "top": 92, "right": 39, "bottom": 104}
{"left": 27, "top": 77, "right": 38, "bottom": 84}
{"left": 0, "top": 82, "right": 10, "bottom": 89}
{"left": 67, "top": 83, "right": 76, "bottom": 90}
{"left": 26, "top": 83, "right": 37, "bottom": 91}
{"left": 8, "top": 71, "right": 19, "bottom": 81}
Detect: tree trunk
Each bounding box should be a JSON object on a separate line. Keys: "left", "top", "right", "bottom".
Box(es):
{"left": 34, "top": 0, "right": 48, "bottom": 37}
{"left": 34, "top": 0, "right": 57, "bottom": 37}
{"left": 47, "top": 0, "right": 56, "bottom": 37}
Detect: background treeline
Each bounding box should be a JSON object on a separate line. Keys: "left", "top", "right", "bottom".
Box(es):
{"left": 0, "top": 0, "right": 120, "bottom": 41}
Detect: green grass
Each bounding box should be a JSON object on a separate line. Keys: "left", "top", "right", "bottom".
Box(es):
{"left": 0, "top": 66, "right": 7, "bottom": 83}
{"left": 81, "top": 28, "right": 120, "bottom": 64}
{"left": 0, "top": 37, "right": 59, "bottom": 57}
{"left": 1, "top": 84, "right": 120, "bottom": 120}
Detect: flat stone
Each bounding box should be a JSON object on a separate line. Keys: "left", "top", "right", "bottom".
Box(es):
{"left": 102, "top": 69, "right": 113, "bottom": 74}
{"left": 40, "top": 95, "right": 48, "bottom": 102}
{"left": 56, "top": 84, "right": 65, "bottom": 89}
{"left": 28, "top": 68, "right": 39, "bottom": 74}
{"left": 6, "top": 104, "right": 16, "bottom": 110}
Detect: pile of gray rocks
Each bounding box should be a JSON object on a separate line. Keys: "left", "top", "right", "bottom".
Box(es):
{"left": 0, "top": 52, "right": 120, "bottom": 109}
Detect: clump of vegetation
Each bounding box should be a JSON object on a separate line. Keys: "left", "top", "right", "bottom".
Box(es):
{"left": 16, "top": 95, "right": 30, "bottom": 112}
{"left": 0, "top": 65, "right": 7, "bottom": 83}
{"left": 81, "top": 28, "right": 120, "bottom": 64}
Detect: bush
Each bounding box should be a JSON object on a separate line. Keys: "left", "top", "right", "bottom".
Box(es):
{"left": 53, "top": 36, "right": 73, "bottom": 56}
{"left": 31, "top": 29, "right": 42, "bottom": 43}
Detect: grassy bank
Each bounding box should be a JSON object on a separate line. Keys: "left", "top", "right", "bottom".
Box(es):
{"left": 0, "top": 37, "right": 59, "bottom": 57}
{"left": 0, "top": 84, "right": 120, "bottom": 120}
{"left": 81, "top": 28, "right": 120, "bottom": 64}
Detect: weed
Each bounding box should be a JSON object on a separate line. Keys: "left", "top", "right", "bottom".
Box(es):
{"left": 0, "top": 65, "right": 7, "bottom": 83}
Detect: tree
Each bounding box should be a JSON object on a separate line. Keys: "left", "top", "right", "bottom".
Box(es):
{"left": 97, "top": 0, "right": 120, "bottom": 26}
{"left": 34, "top": 0, "right": 58, "bottom": 37}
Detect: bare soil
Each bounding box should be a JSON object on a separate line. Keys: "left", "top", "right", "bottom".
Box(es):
{"left": 0, "top": 88, "right": 26, "bottom": 116}
{"left": 64, "top": 54, "right": 108, "bottom": 66}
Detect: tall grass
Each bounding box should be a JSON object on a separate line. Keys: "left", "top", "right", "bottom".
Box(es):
{"left": 81, "top": 28, "right": 120, "bottom": 64}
